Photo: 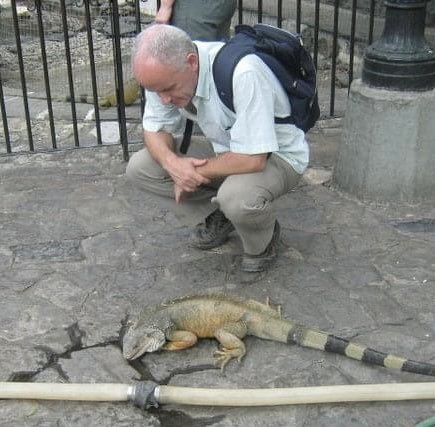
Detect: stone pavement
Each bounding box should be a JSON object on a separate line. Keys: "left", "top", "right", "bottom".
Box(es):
{"left": 1, "top": 117, "right": 435, "bottom": 427}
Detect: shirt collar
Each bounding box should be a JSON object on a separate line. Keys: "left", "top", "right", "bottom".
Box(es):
{"left": 193, "top": 41, "right": 211, "bottom": 101}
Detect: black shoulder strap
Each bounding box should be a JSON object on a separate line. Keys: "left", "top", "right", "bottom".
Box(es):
{"left": 180, "top": 118, "right": 193, "bottom": 154}
{"left": 212, "top": 25, "right": 258, "bottom": 112}
{"left": 212, "top": 25, "right": 294, "bottom": 125}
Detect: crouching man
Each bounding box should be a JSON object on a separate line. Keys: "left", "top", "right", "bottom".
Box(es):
{"left": 126, "top": 24, "right": 309, "bottom": 276}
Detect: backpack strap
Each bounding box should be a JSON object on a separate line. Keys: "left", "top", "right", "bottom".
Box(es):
{"left": 180, "top": 118, "right": 193, "bottom": 154}
{"left": 212, "top": 25, "right": 258, "bottom": 113}
{"left": 212, "top": 25, "right": 294, "bottom": 124}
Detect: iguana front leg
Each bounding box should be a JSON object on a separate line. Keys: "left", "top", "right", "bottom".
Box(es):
{"left": 162, "top": 330, "right": 198, "bottom": 351}
{"left": 213, "top": 321, "right": 247, "bottom": 370}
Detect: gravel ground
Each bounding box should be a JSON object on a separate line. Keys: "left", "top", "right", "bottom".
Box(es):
{"left": 0, "top": 4, "right": 146, "bottom": 96}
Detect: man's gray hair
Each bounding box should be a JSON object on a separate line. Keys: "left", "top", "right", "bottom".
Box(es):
{"left": 133, "top": 24, "right": 196, "bottom": 70}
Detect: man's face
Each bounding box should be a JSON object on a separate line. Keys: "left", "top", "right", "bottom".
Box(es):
{"left": 134, "top": 53, "right": 198, "bottom": 108}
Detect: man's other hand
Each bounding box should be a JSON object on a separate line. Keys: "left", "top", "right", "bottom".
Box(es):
{"left": 165, "top": 156, "right": 210, "bottom": 199}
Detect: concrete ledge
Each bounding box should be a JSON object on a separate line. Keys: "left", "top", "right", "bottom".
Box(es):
{"left": 333, "top": 79, "right": 435, "bottom": 201}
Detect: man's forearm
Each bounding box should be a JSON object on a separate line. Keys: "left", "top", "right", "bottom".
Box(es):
{"left": 160, "top": 0, "right": 175, "bottom": 7}
{"left": 196, "top": 152, "right": 268, "bottom": 179}
{"left": 144, "top": 130, "right": 178, "bottom": 171}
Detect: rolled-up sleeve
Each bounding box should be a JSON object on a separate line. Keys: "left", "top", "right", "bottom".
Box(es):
{"left": 143, "top": 91, "right": 186, "bottom": 136}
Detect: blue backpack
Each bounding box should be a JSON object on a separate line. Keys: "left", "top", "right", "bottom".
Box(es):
{"left": 180, "top": 24, "right": 319, "bottom": 154}
{"left": 213, "top": 23, "right": 319, "bottom": 132}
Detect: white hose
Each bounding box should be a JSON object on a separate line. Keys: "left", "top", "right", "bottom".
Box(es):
{"left": 1, "top": 382, "right": 435, "bottom": 407}
{"left": 157, "top": 382, "right": 435, "bottom": 406}
{"left": 0, "top": 382, "right": 131, "bottom": 402}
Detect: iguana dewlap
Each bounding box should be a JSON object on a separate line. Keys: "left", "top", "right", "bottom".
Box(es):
{"left": 122, "top": 294, "right": 435, "bottom": 375}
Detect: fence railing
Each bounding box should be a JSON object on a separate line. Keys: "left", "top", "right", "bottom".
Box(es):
{"left": 0, "top": 0, "right": 425, "bottom": 159}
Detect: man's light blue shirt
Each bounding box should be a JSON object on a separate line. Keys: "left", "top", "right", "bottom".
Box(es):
{"left": 143, "top": 41, "right": 309, "bottom": 174}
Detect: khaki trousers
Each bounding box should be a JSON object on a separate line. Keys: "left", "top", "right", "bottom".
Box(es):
{"left": 126, "top": 138, "right": 301, "bottom": 255}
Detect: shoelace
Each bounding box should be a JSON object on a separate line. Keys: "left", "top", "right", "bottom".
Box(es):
{"left": 206, "top": 211, "right": 227, "bottom": 230}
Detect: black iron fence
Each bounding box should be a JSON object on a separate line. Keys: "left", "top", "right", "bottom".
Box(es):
{"left": 0, "top": 0, "right": 430, "bottom": 159}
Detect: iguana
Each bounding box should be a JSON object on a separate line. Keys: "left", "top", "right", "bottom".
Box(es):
{"left": 65, "top": 78, "right": 140, "bottom": 108}
{"left": 122, "top": 294, "right": 435, "bottom": 376}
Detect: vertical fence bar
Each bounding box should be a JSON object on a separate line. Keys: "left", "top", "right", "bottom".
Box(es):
{"left": 257, "top": 0, "right": 263, "bottom": 23}
{"left": 134, "top": 0, "right": 142, "bottom": 36}
{"left": 296, "top": 0, "right": 302, "bottom": 33}
{"left": 330, "top": 0, "right": 340, "bottom": 116}
{"left": 277, "top": 0, "right": 283, "bottom": 27}
{"left": 0, "top": 72, "right": 12, "bottom": 154}
{"left": 60, "top": 0, "right": 80, "bottom": 147}
{"left": 134, "top": 0, "right": 145, "bottom": 117}
{"left": 313, "top": 0, "right": 320, "bottom": 71}
{"left": 110, "top": 0, "right": 129, "bottom": 161}
{"left": 10, "top": 0, "right": 34, "bottom": 151}
{"left": 238, "top": 0, "right": 243, "bottom": 24}
{"left": 348, "top": 0, "right": 358, "bottom": 88}
{"left": 368, "top": 0, "right": 376, "bottom": 44}
{"left": 35, "top": 0, "right": 57, "bottom": 149}
{"left": 84, "top": 0, "right": 102, "bottom": 146}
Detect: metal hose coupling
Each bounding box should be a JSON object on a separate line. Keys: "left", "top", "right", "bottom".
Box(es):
{"left": 127, "top": 381, "right": 160, "bottom": 409}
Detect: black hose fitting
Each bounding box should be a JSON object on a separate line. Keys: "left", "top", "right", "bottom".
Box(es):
{"left": 130, "top": 381, "right": 160, "bottom": 409}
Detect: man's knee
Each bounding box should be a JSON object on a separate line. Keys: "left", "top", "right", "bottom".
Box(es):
{"left": 216, "top": 183, "right": 269, "bottom": 224}
{"left": 125, "top": 148, "right": 166, "bottom": 184}
{"left": 125, "top": 150, "right": 144, "bottom": 184}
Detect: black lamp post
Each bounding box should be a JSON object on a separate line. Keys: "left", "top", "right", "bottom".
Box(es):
{"left": 362, "top": 0, "right": 435, "bottom": 91}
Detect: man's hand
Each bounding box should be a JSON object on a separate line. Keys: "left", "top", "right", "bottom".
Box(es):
{"left": 143, "top": 130, "right": 210, "bottom": 202}
{"left": 154, "top": 0, "right": 174, "bottom": 24}
{"left": 174, "top": 183, "right": 185, "bottom": 203}
{"left": 164, "top": 156, "right": 210, "bottom": 202}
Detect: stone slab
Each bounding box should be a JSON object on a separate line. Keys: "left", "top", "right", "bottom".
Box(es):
{"left": 1, "top": 136, "right": 435, "bottom": 426}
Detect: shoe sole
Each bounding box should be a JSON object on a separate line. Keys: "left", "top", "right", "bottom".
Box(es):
{"left": 241, "top": 221, "right": 280, "bottom": 272}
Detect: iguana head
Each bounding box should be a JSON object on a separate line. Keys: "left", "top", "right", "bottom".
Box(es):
{"left": 122, "top": 323, "right": 167, "bottom": 360}
{"left": 122, "top": 307, "right": 173, "bottom": 360}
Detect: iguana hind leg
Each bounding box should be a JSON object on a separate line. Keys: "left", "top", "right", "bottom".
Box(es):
{"left": 163, "top": 330, "right": 198, "bottom": 351}
{"left": 213, "top": 322, "right": 247, "bottom": 370}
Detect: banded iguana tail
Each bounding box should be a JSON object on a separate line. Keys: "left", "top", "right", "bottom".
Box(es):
{"left": 122, "top": 294, "right": 435, "bottom": 376}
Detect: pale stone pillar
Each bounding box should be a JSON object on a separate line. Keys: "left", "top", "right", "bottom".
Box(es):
{"left": 333, "top": 79, "right": 435, "bottom": 201}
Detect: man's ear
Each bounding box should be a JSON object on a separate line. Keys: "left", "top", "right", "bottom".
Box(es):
{"left": 186, "top": 52, "right": 199, "bottom": 72}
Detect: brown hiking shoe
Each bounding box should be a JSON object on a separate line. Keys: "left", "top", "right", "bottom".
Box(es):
{"left": 241, "top": 221, "right": 280, "bottom": 272}
{"left": 190, "top": 209, "right": 235, "bottom": 250}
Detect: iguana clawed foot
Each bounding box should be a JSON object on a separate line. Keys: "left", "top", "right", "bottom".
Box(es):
{"left": 213, "top": 347, "right": 246, "bottom": 370}
{"left": 213, "top": 324, "right": 247, "bottom": 369}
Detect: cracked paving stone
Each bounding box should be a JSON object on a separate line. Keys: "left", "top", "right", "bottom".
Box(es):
{"left": 0, "top": 399, "right": 156, "bottom": 427}
{"left": 0, "top": 341, "right": 47, "bottom": 382}
{"left": 81, "top": 230, "right": 134, "bottom": 267}
{"left": 392, "top": 218, "right": 435, "bottom": 234}
{"left": 58, "top": 345, "right": 139, "bottom": 384}
{"left": 0, "top": 291, "right": 74, "bottom": 351}
{"left": 10, "top": 240, "right": 84, "bottom": 262}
